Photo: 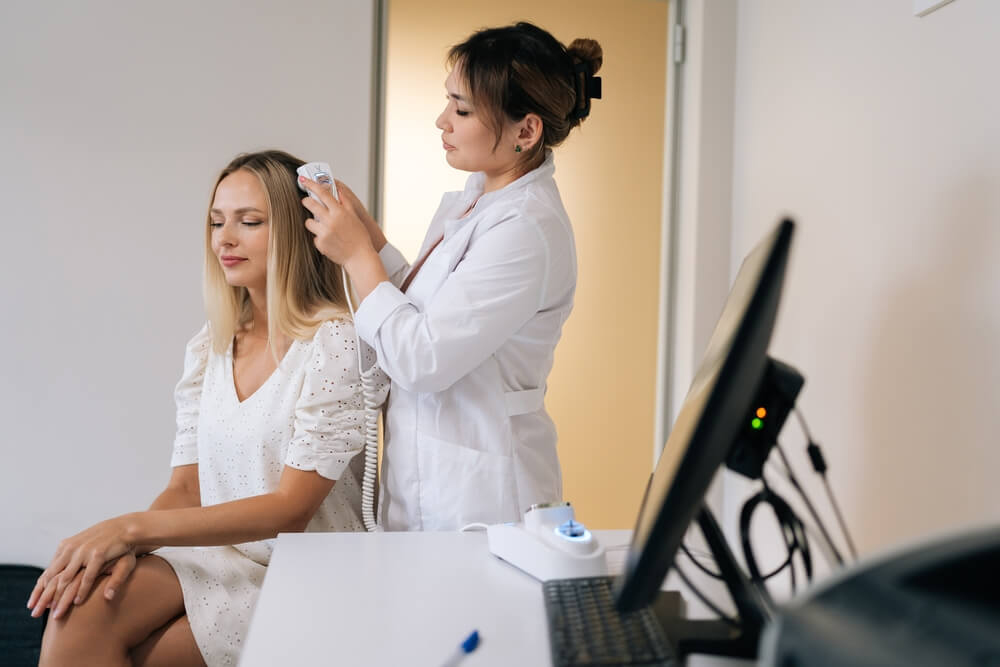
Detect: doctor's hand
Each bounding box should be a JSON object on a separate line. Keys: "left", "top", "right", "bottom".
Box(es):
{"left": 334, "top": 180, "right": 388, "bottom": 252}
{"left": 300, "top": 177, "right": 380, "bottom": 268}
{"left": 27, "top": 516, "right": 135, "bottom": 618}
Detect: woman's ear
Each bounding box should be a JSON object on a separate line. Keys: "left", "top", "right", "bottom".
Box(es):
{"left": 517, "top": 113, "right": 544, "bottom": 152}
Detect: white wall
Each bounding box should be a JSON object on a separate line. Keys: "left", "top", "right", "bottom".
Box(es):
{"left": 662, "top": 0, "right": 741, "bottom": 522}
{"left": 0, "top": 0, "right": 376, "bottom": 566}
{"left": 722, "top": 0, "right": 1000, "bottom": 567}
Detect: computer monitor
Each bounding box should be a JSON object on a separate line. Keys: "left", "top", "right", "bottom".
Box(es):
{"left": 616, "top": 219, "right": 795, "bottom": 618}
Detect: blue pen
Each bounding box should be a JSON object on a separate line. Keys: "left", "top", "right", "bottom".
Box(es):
{"left": 441, "top": 630, "right": 480, "bottom": 667}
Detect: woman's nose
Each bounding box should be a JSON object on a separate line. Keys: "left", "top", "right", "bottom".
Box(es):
{"left": 435, "top": 108, "right": 449, "bottom": 132}
{"left": 217, "top": 221, "right": 237, "bottom": 246}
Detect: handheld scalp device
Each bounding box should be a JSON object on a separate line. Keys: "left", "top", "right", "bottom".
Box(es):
{"left": 297, "top": 162, "right": 382, "bottom": 532}
{"left": 297, "top": 162, "right": 337, "bottom": 202}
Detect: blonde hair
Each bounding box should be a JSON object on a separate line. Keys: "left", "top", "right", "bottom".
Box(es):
{"left": 203, "top": 150, "right": 349, "bottom": 355}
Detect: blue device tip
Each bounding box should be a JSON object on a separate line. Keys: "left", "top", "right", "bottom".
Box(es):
{"left": 461, "top": 630, "right": 480, "bottom": 653}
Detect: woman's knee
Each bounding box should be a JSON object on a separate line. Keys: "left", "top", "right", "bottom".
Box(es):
{"left": 39, "top": 583, "right": 128, "bottom": 666}
{"left": 39, "top": 555, "right": 186, "bottom": 664}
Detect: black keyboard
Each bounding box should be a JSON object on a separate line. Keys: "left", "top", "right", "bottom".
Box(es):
{"left": 543, "top": 576, "right": 675, "bottom": 666}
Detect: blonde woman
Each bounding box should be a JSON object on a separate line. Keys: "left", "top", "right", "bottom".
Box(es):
{"left": 28, "top": 150, "right": 388, "bottom": 666}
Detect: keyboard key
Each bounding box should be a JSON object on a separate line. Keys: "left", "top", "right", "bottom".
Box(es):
{"left": 543, "top": 576, "right": 675, "bottom": 666}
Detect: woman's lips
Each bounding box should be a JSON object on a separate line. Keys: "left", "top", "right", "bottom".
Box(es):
{"left": 221, "top": 256, "right": 246, "bottom": 267}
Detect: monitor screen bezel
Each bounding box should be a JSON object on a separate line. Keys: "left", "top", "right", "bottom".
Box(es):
{"left": 615, "top": 219, "right": 795, "bottom": 612}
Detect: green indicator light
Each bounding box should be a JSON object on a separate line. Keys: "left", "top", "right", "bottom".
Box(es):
{"left": 751, "top": 418, "right": 763, "bottom": 430}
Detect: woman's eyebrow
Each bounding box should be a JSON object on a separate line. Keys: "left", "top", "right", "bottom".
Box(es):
{"left": 210, "top": 207, "right": 266, "bottom": 215}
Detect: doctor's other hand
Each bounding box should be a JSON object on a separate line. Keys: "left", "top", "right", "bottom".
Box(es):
{"left": 300, "top": 177, "right": 379, "bottom": 268}
{"left": 27, "top": 516, "right": 135, "bottom": 618}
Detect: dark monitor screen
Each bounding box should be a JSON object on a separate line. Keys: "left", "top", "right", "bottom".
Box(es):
{"left": 616, "top": 219, "right": 795, "bottom": 612}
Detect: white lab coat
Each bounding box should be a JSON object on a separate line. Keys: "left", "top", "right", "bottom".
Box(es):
{"left": 354, "top": 152, "right": 577, "bottom": 530}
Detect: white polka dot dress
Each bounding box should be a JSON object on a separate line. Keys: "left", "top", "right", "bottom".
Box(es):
{"left": 155, "top": 319, "right": 388, "bottom": 666}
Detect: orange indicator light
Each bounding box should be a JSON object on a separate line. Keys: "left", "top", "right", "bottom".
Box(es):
{"left": 756, "top": 407, "right": 767, "bottom": 419}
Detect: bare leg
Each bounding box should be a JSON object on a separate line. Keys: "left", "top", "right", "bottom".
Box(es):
{"left": 132, "top": 614, "right": 205, "bottom": 667}
{"left": 39, "top": 555, "right": 201, "bottom": 667}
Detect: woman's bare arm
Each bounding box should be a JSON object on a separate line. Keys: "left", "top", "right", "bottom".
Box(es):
{"left": 29, "top": 466, "right": 333, "bottom": 617}
{"left": 134, "top": 463, "right": 202, "bottom": 554}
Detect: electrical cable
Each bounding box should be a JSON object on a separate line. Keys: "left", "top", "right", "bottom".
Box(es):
{"left": 764, "top": 459, "right": 842, "bottom": 570}
{"left": 298, "top": 164, "right": 383, "bottom": 533}
{"left": 343, "top": 268, "right": 382, "bottom": 533}
{"left": 459, "top": 523, "right": 490, "bottom": 532}
{"left": 738, "top": 475, "right": 812, "bottom": 597}
{"left": 772, "top": 442, "right": 844, "bottom": 565}
{"left": 682, "top": 545, "right": 715, "bottom": 560}
{"left": 680, "top": 543, "right": 723, "bottom": 579}
{"left": 671, "top": 561, "right": 741, "bottom": 629}
{"left": 821, "top": 476, "right": 857, "bottom": 561}
{"left": 793, "top": 408, "right": 858, "bottom": 560}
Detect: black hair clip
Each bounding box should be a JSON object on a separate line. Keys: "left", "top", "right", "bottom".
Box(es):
{"left": 570, "top": 62, "right": 602, "bottom": 120}
{"left": 586, "top": 72, "right": 602, "bottom": 100}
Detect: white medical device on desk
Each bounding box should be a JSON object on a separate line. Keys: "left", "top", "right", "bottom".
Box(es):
{"left": 487, "top": 502, "right": 608, "bottom": 581}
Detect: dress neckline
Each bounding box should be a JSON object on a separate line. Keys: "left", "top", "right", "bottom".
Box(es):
{"left": 225, "top": 338, "right": 297, "bottom": 405}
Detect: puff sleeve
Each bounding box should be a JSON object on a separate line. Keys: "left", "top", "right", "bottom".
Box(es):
{"left": 170, "top": 323, "right": 211, "bottom": 467}
{"left": 284, "top": 320, "right": 389, "bottom": 481}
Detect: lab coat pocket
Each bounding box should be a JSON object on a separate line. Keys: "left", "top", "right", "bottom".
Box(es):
{"left": 416, "top": 433, "right": 519, "bottom": 530}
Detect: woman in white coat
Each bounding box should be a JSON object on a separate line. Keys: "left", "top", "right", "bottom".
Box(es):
{"left": 300, "top": 22, "right": 604, "bottom": 530}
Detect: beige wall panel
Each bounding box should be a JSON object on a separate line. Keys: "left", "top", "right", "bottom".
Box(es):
{"left": 385, "top": 1, "right": 668, "bottom": 527}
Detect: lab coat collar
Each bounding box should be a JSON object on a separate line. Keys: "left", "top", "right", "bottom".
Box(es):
{"left": 442, "top": 151, "right": 556, "bottom": 240}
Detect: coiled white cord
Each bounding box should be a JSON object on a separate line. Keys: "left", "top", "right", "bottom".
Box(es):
{"left": 297, "top": 163, "right": 382, "bottom": 532}
{"left": 342, "top": 267, "right": 382, "bottom": 532}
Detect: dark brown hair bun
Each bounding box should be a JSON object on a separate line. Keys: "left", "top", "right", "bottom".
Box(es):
{"left": 568, "top": 38, "right": 603, "bottom": 75}
{"left": 448, "top": 22, "right": 604, "bottom": 172}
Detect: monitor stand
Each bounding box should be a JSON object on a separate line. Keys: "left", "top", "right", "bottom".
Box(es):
{"left": 654, "top": 504, "right": 770, "bottom": 659}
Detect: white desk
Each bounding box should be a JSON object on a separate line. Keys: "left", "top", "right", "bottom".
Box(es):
{"left": 241, "top": 531, "right": 754, "bottom": 666}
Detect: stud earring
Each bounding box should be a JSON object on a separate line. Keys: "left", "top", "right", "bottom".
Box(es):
{"left": 514, "top": 145, "right": 522, "bottom": 153}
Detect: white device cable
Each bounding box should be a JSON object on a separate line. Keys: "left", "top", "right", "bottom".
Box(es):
{"left": 341, "top": 268, "right": 382, "bottom": 532}
{"left": 297, "top": 162, "right": 382, "bottom": 532}
{"left": 459, "top": 523, "right": 490, "bottom": 532}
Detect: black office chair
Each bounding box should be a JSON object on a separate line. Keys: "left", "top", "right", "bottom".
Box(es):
{"left": 0, "top": 565, "right": 47, "bottom": 666}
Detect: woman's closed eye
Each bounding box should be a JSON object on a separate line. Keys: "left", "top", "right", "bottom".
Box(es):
{"left": 209, "top": 220, "right": 264, "bottom": 228}
{"left": 444, "top": 94, "right": 471, "bottom": 117}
